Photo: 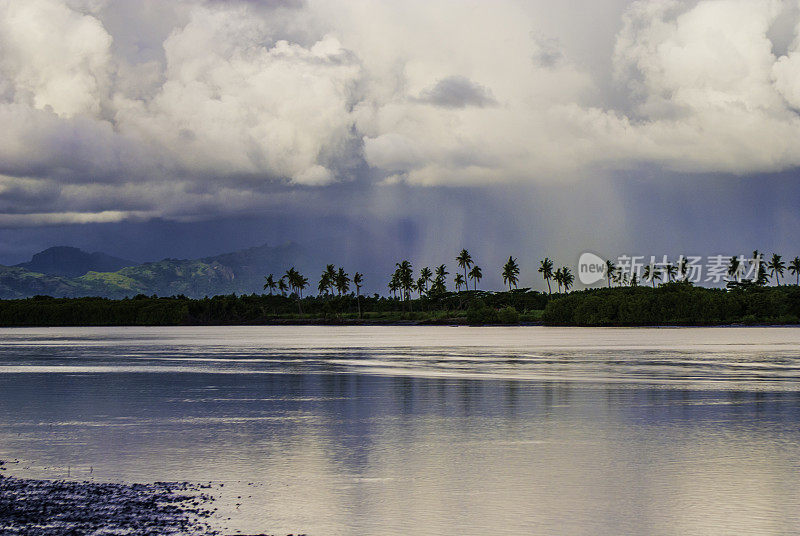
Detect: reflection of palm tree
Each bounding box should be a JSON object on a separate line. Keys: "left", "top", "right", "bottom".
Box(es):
{"left": 538, "top": 258, "right": 554, "bottom": 294}
{"left": 789, "top": 257, "right": 800, "bottom": 286}
{"left": 456, "top": 249, "right": 473, "bottom": 287}
{"left": 768, "top": 254, "right": 785, "bottom": 285}
{"left": 454, "top": 273, "right": 465, "bottom": 292}
{"left": 263, "top": 274, "right": 277, "bottom": 295}
{"left": 605, "top": 260, "right": 616, "bottom": 288}
{"left": 468, "top": 265, "right": 482, "bottom": 290}
{"left": 502, "top": 256, "right": 519, "bottom": 291}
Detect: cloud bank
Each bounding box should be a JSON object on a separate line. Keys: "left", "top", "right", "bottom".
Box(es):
{"left": 2, "top": 0, "right": 800, "bottom": 225}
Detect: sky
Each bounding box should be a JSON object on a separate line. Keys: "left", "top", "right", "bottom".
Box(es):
{"left": 1, "top": 0, "right": 799, "bottom": 291}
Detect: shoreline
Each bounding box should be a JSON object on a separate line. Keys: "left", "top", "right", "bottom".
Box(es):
{"left": 0, "top": 460, "right": 221, "bottom": 536}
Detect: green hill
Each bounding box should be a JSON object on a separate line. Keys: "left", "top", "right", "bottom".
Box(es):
{"left": 0, "top": 242, "right": 303, "bottom": 299}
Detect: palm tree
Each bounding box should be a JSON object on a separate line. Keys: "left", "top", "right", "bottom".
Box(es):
{"left": 789, "top": 257, "right": 800, "bottom": 286}
{"left": 614, "top": 267, "right": 629, "bottom": 287}
{"left": 278, "top": 277, "right": 289, "bottom": 296}
{"left": 727, "top": 256, "right": 741, "bottom": 283}
{"left": 396, "top": 261, "right": 414, "bottom": 303}
{"left": 561, "top": 267, "right": 574, "bottom": 292}
{"left": 388, "top": 275, "right": 400, "bottom": 299}
{"left": 456, "top": 249, "right": 473, "bottom": 286}
{"left": 554, "top": 267, "right": 564, "bottom": 293}
{"left": 263, "top": 274, "right": 277, "bottom": 295}
{"left": 768, "top": 253, "right": 786, "bottom": 285}
{"left": 755, "top": 251, "right": 769, "bottom": 285}
{"left": 468, "top": 265, "right": 482, "bottom": 291}
{"left": 284, "top": 267, "right": 308, "bottom": 314}
{"left": 418, "top": 267, "right": 433, "bottom": 295}
{"left": 642, "top": 264, "right": 661, "bottom": 288}
{"left": 430, "top": 265, "right": 448, "bottom": 295}
{"left": 605, "top": 260, "right": 616, "bottom": 288}
{"left": 353, "top": 272, "right": 363, "bottom": 318}
{"left": 318, "top": 270, "right": 332, "bottom": 296}
{"left": 284, "top": 267, "right": 308, "bottom": 298}
{"left": 665, "top": 263, "right": 677, "bottom": 283}
{"left": 335, "top": 267, "right": 350, "bottom": 295}
{"left": 502, "top": 256, "right": 520, "bottom": 291}
{"left": 454, "top": 273, "right": 465, "bottom": 292}
{"left": 538, "top": 258, "right": 554, "bottom": 294}
{"left": 678, "top": 256, "right": 688, "bottom": 281}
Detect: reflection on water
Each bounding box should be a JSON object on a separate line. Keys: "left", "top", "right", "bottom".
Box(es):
{"left": 1, "top": 326, "right": 800, "bottom": 535}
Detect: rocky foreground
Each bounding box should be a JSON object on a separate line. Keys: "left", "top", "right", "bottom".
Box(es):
{"left": 0, "top": 460, "right": 308, "bottom": 536}
{"left": 0, "top": 460, "right": 219, "bottom": 535}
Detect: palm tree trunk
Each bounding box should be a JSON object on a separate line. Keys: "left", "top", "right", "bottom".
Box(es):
{"left": 546, "top": 279, "right": 551, "bottom": 294}
{"left": 357, "top": 291, "right": 361, "bottom": 319}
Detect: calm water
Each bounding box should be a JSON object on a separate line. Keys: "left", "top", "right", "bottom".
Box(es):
{"left": 1, "top": 326, "right": 800, "bottom": 535}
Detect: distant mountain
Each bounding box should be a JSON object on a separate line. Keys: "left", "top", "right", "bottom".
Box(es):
{"left": 0, "top": 242, "right": 306, "bottom": 299}
{"left": 15, "top": 246, "right": 137, "bottom": 278}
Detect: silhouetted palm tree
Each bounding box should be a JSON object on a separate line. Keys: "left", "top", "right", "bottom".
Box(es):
{"left": 678, "top": 256, "right": 689, "bottom": 281}
{"left": 353, "top": 272, "right": 363, "bottom": 318}
{"left": 434, "top": 264, "right": 448, "bottom": 289}
{"left": 502, "top": 256, "right": 519, "bottom": 291}
{"left": 562, "top": 267, "right": 574, "bottom": 292}
{"left": 396, "top": 261, "right": 414, "bottom": 303}
{"left": 388, "top": 275, "right": 400, "bottom": 299}
{"left": 768, "top": 253, "right": 785, "bottom": 285}
{"left": 753, "top": 250, "right": 769, "bottom": 285}
{"left": 643, "top": 264, "right": 661, "bottom": 288}
{"left": 335, "top": 267, "right": 350, "bottom": 295}
{"left": 263, "top": 274, "right": 276, "bottom": 295}
{"left": 554, "top": 267, "right": 564, "bottom": 293}
{"left": 605, "top": 260, "right": 616, "bottom": 288}
{"left": 468, "top": 265, "right": 482, "bottom": 291}
{"left": 538, "top": 258, "right": 554, "bottom": 294}
{"left": 727, "top": 256, "right": 740, "bottom": 283}
{"left": 456, "top": 249, "right": 473, "bottom": 286}
{"left": 278, "top": 277, "right": 289, "bottom": 296}
{"left": 318, "top": 270, "right": 332, "bottom": 296}
{"left": 665, "top": 263, "right": 677, "bottom": 283}
{"left": 789, "top": 257, "right": 800, "bottom": 286}
{"left": 454, "top": 273, "right": 465, "bottom": 292}
{"left": 418, "top": 267, "right": 433, "bottom": 295}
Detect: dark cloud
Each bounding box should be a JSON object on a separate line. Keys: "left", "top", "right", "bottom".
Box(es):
{"left": 415, "top": 76, "right": 497, "bottom": 109}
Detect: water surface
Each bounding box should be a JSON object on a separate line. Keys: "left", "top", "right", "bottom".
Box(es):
{"left": 1, "top": 326, "right": 799, "bottom": 535}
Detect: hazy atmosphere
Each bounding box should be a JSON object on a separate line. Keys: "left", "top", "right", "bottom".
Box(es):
{"left": 2, "top": 0, "right": 800, "bottom": 290}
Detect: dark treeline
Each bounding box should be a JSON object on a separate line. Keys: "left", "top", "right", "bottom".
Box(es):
{"left": 0, "top": 290, "right": 548, "bottom": 327}
{"left": 543, "top": 282, "right": 800, "bottom": 326}
{"left": 1, "top": 283, "right": 799, "bottom": 327}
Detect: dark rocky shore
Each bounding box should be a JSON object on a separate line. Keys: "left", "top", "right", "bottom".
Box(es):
{"left": 0, "top": 460, "right": 218, "bottom": 535}
{"left": 0, "top": 460, "right": 307, "bottom": 536}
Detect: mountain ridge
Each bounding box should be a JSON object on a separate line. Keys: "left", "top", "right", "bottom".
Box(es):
{"left": 0, "top": 242, "right": 305, "bottom": 299}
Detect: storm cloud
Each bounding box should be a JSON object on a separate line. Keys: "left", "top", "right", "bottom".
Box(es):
{"left": 1, "top": 0, "right": 800, "bottom": 248}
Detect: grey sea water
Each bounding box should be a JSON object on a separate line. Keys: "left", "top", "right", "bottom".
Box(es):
{"left": 1, "top": 326, "right": 799, "bottom": 535}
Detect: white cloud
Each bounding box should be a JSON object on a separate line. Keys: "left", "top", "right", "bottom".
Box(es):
{"left": 3, "top": 0, "right": 800, "bottom": 223}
